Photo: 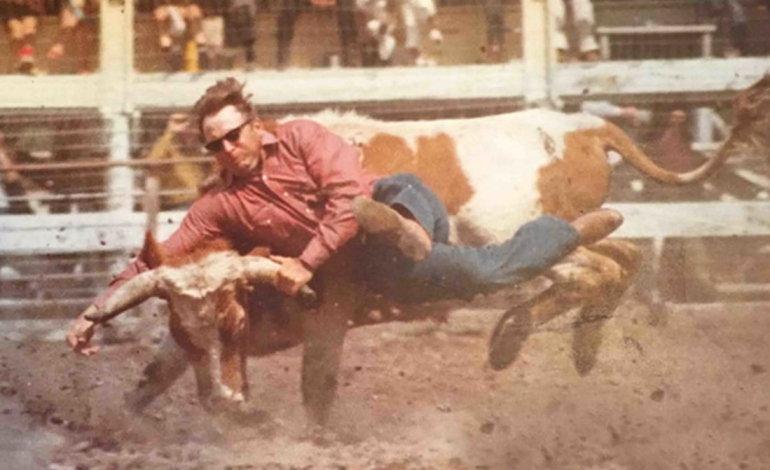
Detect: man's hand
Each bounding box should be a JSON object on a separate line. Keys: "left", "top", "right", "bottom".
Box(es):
{"left": 270, "top": 256, "right": 314, "bottom": 296}
{"left": 66, "top": 305, "right": 100, "bottom": 356}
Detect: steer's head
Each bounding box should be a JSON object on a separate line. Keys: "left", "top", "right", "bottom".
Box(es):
{"left": 86, "top": 232, "right": 302, "bottom": 412}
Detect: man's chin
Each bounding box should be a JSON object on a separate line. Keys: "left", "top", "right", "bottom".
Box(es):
{"left": 232, "top": 164, "right": 259, "bottom": 178}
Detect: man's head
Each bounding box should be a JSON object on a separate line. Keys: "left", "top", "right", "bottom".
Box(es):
{"left": 167, "top": 113, "right": 199, "bottom": 147}
{"left": 193, "top": 78, "right": 265, "bottom": 178}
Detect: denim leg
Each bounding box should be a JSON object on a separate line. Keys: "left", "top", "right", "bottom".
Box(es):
{"left": 364, "top": 215, "right": 580, "bottom": 303}
{"left": 372, "top": 173, "right": 450, "bottom": 244}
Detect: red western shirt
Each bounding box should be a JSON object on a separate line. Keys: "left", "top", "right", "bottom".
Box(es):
{"left": 94, "top": 119, "right": 379, "bottom": 308}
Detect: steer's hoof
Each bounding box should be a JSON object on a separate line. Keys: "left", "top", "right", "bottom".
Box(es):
{"left": 488, "top": 303, "right": 533, "bottom": 371}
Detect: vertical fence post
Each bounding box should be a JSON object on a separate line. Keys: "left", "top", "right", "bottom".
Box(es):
{"left": 105, "top": 114, "right": 134, "bottom": 212}
{"left": 101, "top": 0, "right": 135, "bottom": 213}
{"left": 521, "top": 0, "right": 557, "bottom": 107}
{"left": 702, "top": 31, "right": 712, "bottom": 58}
{"left": 694, "top": 107, "right": 715, "bottom": 146}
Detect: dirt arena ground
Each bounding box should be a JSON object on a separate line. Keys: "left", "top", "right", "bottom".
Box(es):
{"left": 2, "top": 299, "right": 770, "bottom": 470}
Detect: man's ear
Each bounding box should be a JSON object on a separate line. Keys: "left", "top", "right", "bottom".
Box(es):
{"left": 252, "top": 119, "right": 265, "bottom": 131}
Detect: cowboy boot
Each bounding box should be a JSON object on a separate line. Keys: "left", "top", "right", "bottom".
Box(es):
{"left": 352, "top": 196, "right": 432, "bottom": 262}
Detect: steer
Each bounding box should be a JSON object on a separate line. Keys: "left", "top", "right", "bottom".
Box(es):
{"left": 86, "top": 75, "right": 770, "bottom": 423}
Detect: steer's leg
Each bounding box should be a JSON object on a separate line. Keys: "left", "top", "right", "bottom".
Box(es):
{"left": 489, "top": 285, "right": 573, "bottom": 370}
{"left": 124, "top": 334, "right": 189, "bottom": 414}
{"left": 571, "top": 240, "right": 642, "bottom": 375}
{"left": 489, "top": 241, "right": 640, "bottom": 371}
{"left": 300, "top": 247, "right": 358, "bottom": 426}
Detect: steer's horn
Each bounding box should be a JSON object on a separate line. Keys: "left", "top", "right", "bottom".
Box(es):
{"left": 85, "top": 271, "right": 162, "bottom": 324}
{"left": 240, "top": 257, "right": 319, "bottom": 309}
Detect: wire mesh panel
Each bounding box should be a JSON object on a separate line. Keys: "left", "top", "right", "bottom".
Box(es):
{"left": 0, "top": 110, "right": 110, "bottom": 214}
{"left": 0, "top": 251, "right": 128, "bottom": 319}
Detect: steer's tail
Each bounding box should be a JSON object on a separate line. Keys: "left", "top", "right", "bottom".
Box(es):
{"left": 601, "top": 120, "right": 732, "bottom": 185}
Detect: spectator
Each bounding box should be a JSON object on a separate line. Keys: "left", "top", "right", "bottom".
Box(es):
{"left": 357, "top": 0, "right": 397, "bottom": 66}
{"left": 47, "top": 0, "right": 100, "bottom": 74}
{"left": 190, "top": 0, "right": 224, "bottom": 70}
{"left": 0, "top": 127, "right": 54, "bottom": 214}
{"left": 551, "top": 0, "right": 599, "bottom": 62}
{"left": 144, "top": 113, "right": 211, "bottom": 209}
{"left": 223, "top": 0, "right": 257, "bottom": 69}
{"left": 649, "top": 110, "right": 703, "bottom": 173}
{"left": 700, "top": 0, "right": 748, "bottom": 57}
{"left": 356, "top": 0, "right": 441, "bottom": 67}
{"left": 276, "top": 0, "right": 358, "bottom": 69}
{"left": 580, "top": 100, "right": 652, "bottom": 141}
{"left": 1, "top": 0, "right": 45, "bottom": 74}
{"left": 400, "top": 0, "right": 442, "bottom": 66}
{"left": 483, "top": 0, "right": 505, "bottom": 63}
{"left": 152, "top": 0, "right": 208, "bottom": 72}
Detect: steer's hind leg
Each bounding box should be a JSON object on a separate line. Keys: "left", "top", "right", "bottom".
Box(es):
{"left": 489, "top": 286, "right": 574, "bottom": 370}
{"left": 124, "top": 334, "right": 190, "bottom": 414}
{"left": 571, "top": 240, "right": 641, "bottom": 376}
{"left": 489, "top": 241, "right": 641, "bottom": 372}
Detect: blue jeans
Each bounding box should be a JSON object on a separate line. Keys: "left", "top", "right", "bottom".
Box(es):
{"left": 361, "top": 174, "right": 581, "bottom": 303}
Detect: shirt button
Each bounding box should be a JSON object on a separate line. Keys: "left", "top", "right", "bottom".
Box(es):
{"left": 305, "top": 208, "right": 311, "bottom": 213}
{"left": 266, "top": 219, "right": 272, "bottom": 225}
{"left": 283, "top": 192, "right": 289, "bottom": 197}
{"left": 263, "top": 175, "right": 268, "bottom": 181}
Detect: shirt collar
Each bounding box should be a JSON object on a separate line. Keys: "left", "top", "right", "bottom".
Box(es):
{"left": 261, "top": 130, "right": 279, "bottom": 147}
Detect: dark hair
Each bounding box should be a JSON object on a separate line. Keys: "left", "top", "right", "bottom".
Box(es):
{"left": 192, "top": 78, "right": 256, "bottom": 136}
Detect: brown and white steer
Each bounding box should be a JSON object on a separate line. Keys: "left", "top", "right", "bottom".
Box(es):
{"left": 86, "top": 76, "right": 770, "bottom": 423}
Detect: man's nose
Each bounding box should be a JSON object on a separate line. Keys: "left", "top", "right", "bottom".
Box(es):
{"left": 222, "top": 138, "right": 237, "bottom": 153}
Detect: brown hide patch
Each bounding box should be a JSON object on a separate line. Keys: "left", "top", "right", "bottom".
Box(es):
{"left": 537, "top": 126, "right": 613, "bottom": 221}
{"left": 163, "top": 238, "right": 234, "bottom": 269}
{"left": 361, "top": 133, "right": 474, "bottom": 215}
{"left": 138, "top": 231, "right": 166, "bottom": 269}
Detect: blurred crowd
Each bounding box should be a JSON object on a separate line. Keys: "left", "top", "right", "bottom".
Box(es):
{"left": 0, "top": 0, "right": 767, "bottom": 74}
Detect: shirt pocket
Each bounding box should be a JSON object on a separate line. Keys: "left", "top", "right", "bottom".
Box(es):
{"left": 271, "top": 175, "right": 325, "bottom": 211}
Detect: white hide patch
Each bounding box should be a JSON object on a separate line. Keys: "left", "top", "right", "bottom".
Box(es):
{"left": 158, "top": 251, "right": 248, "bottom": 351}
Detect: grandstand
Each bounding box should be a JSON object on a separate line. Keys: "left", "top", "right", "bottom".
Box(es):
{"left": 1, "top": 0, "right": 769, "bottom": 315}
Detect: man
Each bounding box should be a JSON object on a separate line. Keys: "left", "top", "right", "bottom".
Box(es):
{"left": 276, "top": 0, "right": 358, "bottom": 69}
{"left": 144, "top": 113, "right": 211, "bottom": 209}
{"left": 1, "top": 0, "right": 45, "bottom": 74}
{"left": 551, "top": 0, "right": 600, "bottom": 62}
{"left": 67, "top": 77, "right": 621, "bottom": 355}
{"left": 152, "top": 0, "right": 207, "bottom": 71}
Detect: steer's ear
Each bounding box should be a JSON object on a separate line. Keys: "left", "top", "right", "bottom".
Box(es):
{"left": 138, "top": 230, "right": 166, "bottom": 269}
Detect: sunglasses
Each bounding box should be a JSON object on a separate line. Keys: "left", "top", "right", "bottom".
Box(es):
{"left": 203, "top": 119, "right": 252, "bottom": 154}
